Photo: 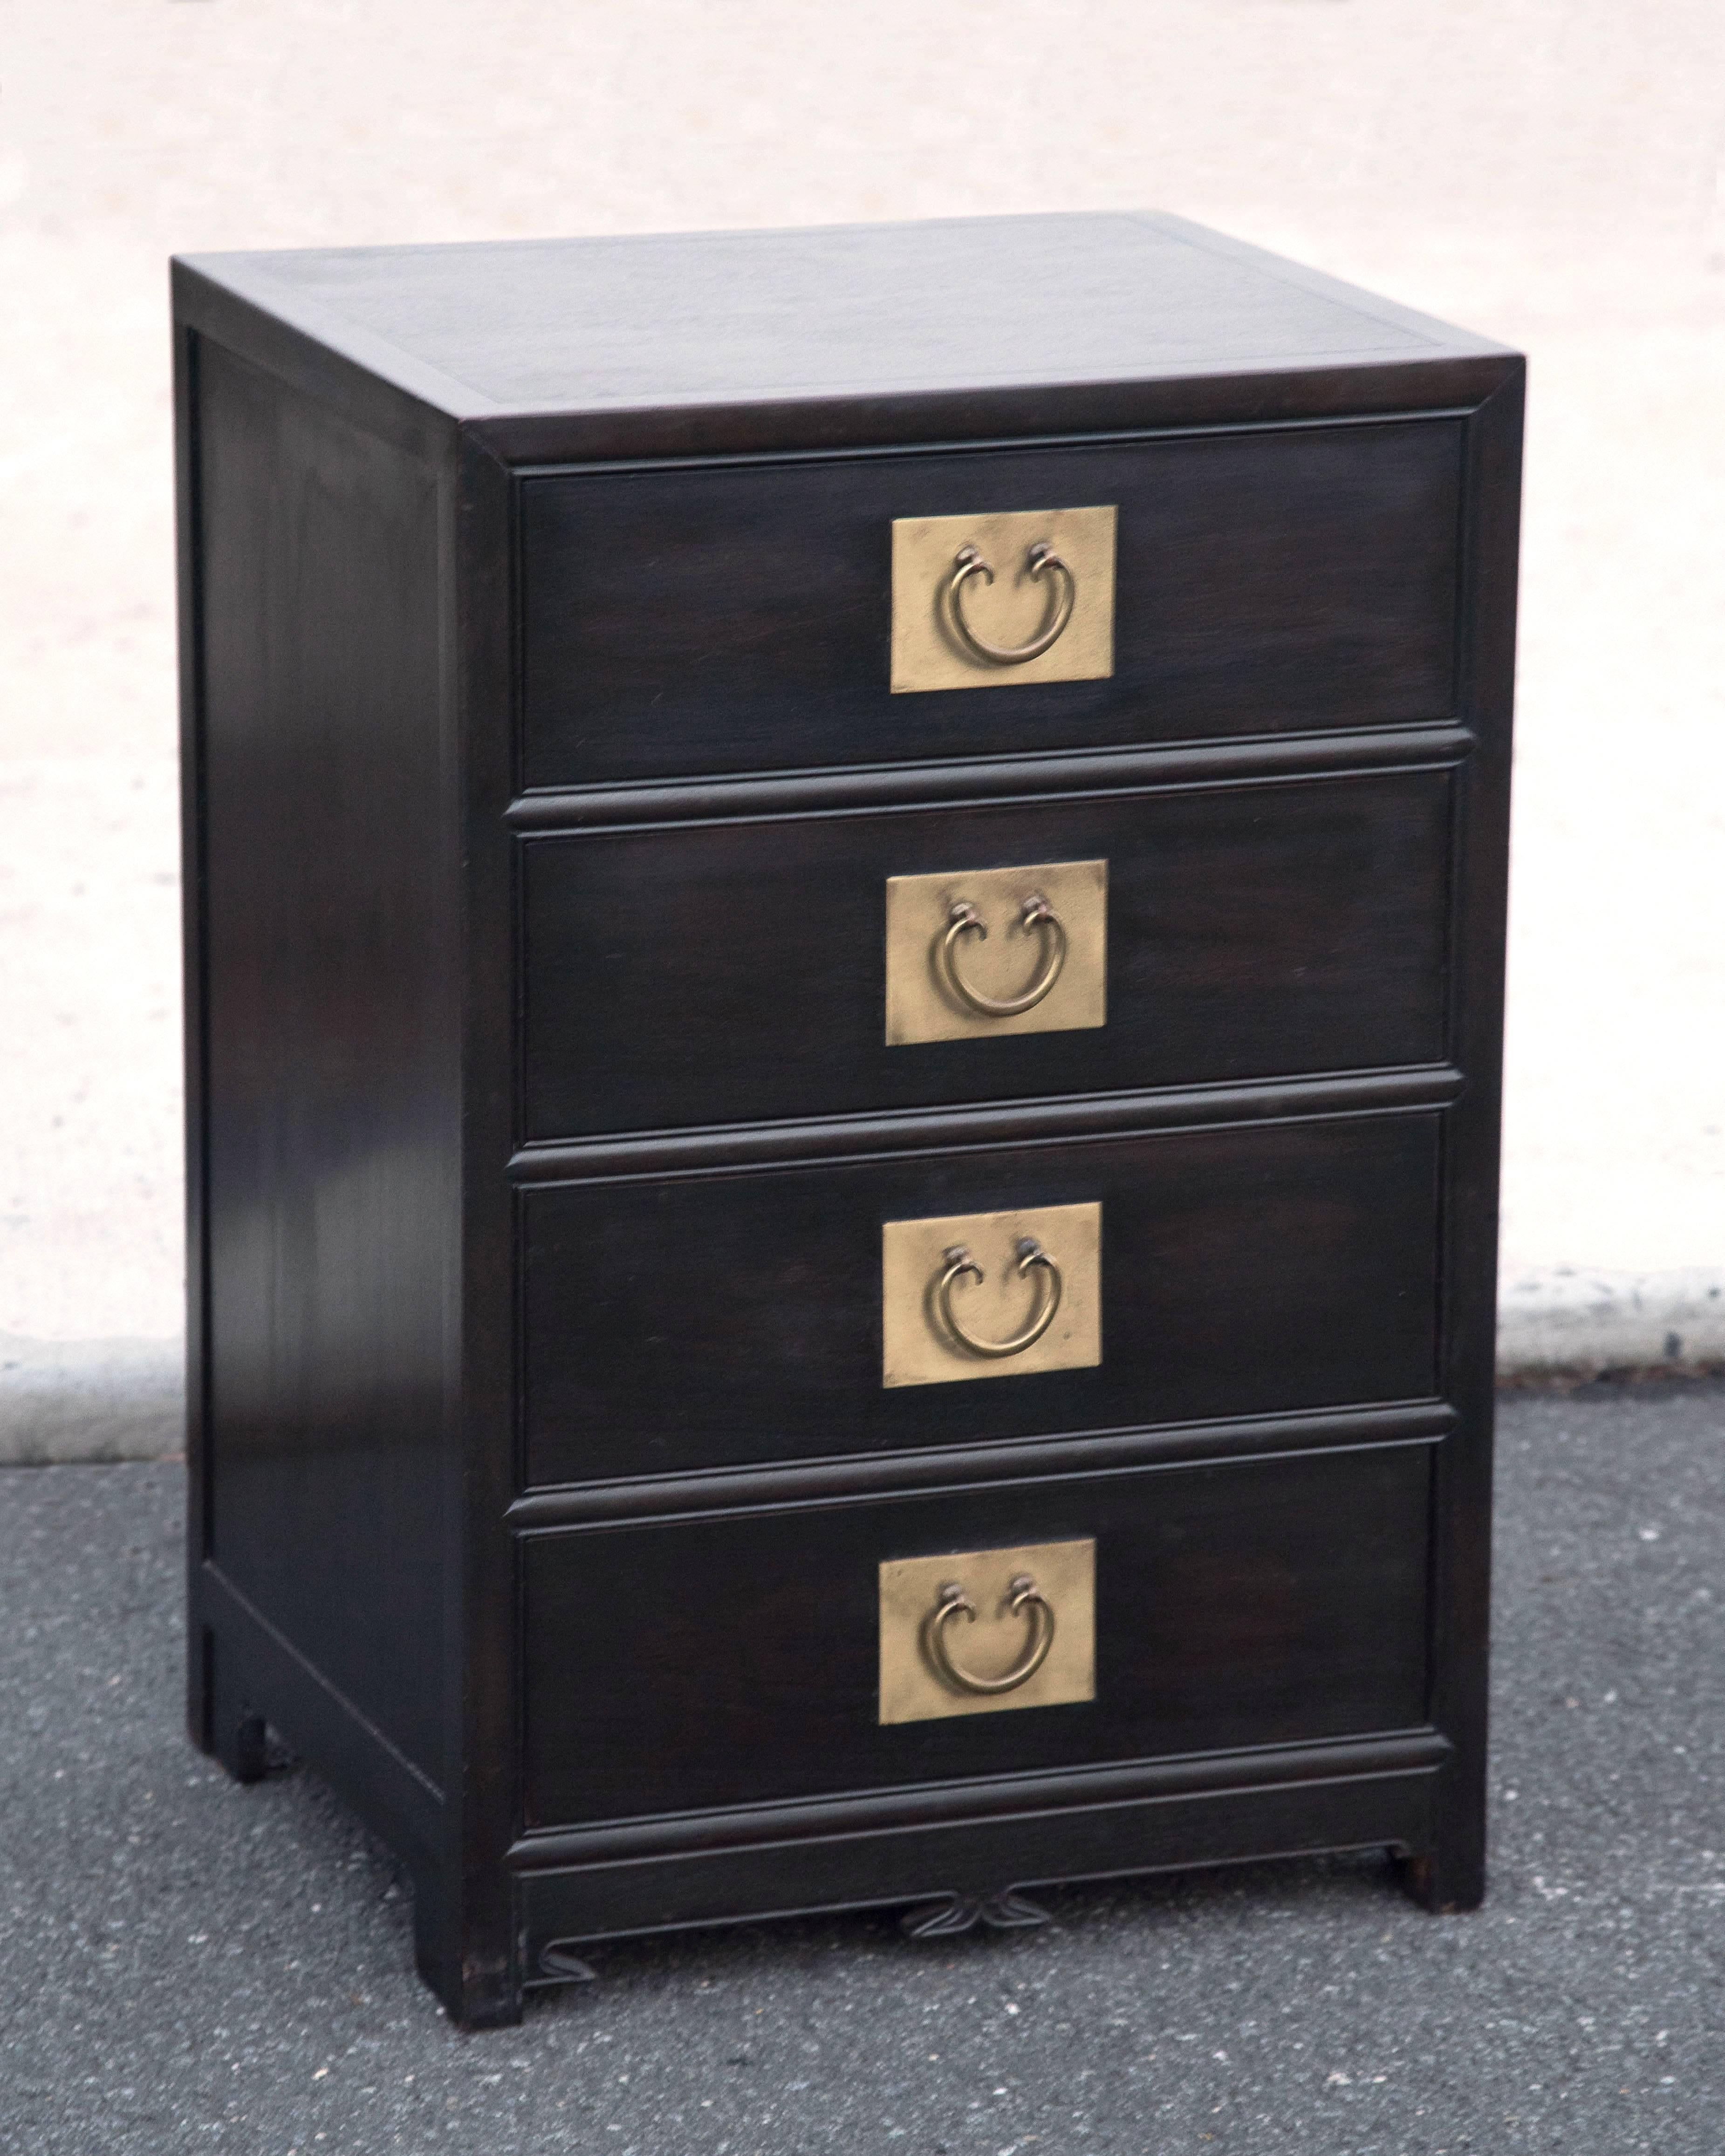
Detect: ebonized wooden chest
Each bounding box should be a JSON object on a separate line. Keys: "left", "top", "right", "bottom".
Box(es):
{"left": 174, "top": 212, "right": 1521, "bottom": 2027}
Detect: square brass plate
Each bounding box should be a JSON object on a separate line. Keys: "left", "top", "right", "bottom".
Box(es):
{"left": 879, "top": 1538, "right": 1096, "bottom": 1724}
{"left": 881, "top": 1201, "right": 1102, "bottom": 1388}
{"left": 890, "top": 504, "right": 1116, "bottom": 693}
{"left": 884, "top": 858, "right": 1107, "bottom": 1046}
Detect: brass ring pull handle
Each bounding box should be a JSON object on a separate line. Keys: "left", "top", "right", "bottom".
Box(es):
{"left": 927, "top": 1573, "right": 1056, "bottom": 1695}
{"left": 938, "top": 893, "right": 1067, "bottom": 1018}
{"left": 935, "top": 1236, "right": 1062, "bottom": 1359}
{"left": 947, "top": 542, "right": 1076, "bottom": 666}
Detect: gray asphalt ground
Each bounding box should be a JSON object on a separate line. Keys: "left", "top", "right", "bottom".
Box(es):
{"left": 3, "top": 1383, "right": 1722, "bottom": 2155}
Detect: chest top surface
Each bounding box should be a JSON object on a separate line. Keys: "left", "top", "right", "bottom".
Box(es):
{"left": 175, "top": 211, "right": 1506, "bottom": 422}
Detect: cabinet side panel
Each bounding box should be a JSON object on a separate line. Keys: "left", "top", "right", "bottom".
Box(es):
{"left": 195, "top": 338, "right": 457, "bottom": 1785}
{"left": 1423, "top": 361, "right": 1524, "bottom": 1906}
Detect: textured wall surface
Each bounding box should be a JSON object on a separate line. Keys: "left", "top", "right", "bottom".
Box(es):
{"left": 2, "top": 0, "right": 1722, "bottom": 1451}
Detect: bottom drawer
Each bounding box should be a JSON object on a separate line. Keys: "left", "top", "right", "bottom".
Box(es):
{"left": 520, "top": 1442, "right": 1433, "bottom": 1829}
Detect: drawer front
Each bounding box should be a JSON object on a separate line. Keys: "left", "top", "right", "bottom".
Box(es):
{"left": 520, "top": 769, "right": 1453, "bottom": 1141}
{"left": 519, "top": 420, "right": 1461, "bottom": 788}
{"left": 520, "top": 1442, "right": 1433, "bottom": 1825}
{"left": 519, "top": 1113, "right": 1440, "bottom": 1487}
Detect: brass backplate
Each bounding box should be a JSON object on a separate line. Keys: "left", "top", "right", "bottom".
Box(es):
{"left": 884, "top": 857, "right": 1107, "bottom": 1046}
{"left": 890, "top": 505, "right": 1116, "bottom": 693}
{"left": 881, "top": 1201, "right": 1102, "bottom": 1389}
{"left": 879, "top": 1538, "right": 1097, "bottom": 1724}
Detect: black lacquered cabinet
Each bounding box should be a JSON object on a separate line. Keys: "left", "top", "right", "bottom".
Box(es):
{"left": 174, "top": 212, "right": 1521, "bottom": 2027}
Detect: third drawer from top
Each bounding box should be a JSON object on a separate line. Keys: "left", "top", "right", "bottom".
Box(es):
{"left": 517, "top": 1110, "right": 1441, "bottom": 1488}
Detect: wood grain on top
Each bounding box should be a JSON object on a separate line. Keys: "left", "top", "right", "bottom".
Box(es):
{"left": 175, "top": 211, "right": 1498, "bottom": 418}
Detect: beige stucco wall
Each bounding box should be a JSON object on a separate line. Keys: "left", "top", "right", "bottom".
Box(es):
{"left": 2, "top": 0, "right": 1721, "bottom": 1447}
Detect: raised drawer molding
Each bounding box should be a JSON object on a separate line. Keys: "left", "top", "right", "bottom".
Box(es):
{"left": 176, "top": 212, "right": 1521, "bottom": 2026}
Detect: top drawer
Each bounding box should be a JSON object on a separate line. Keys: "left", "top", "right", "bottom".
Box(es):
{"left": 519, "top": 419, "right": 1462, "bottom": 790}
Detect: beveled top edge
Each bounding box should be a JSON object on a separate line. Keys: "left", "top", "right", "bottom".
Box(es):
{"left": 172, "top": 211, "right": 1519, "bottom": 445}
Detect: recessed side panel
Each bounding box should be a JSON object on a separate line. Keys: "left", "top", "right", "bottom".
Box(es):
{"left": 192, "top": 338, "right": 457, "bottom": 1789}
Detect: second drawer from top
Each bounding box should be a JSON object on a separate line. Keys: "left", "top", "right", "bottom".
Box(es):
{"left": 520, "top": 765, "right": 1454, "bottom": 1141}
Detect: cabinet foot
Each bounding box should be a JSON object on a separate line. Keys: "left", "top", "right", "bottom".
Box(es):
{"left": 1394, "top": 1847, "right": 1485, "bottom": 1914}
{"left": 411, "top": 1875, "right": 526, "bottom": 2027}
{"left": 218, "top": 1710, "right": 269, "bottom": 1785}
{"left": 194, "top": 1626, "right": 269, "bottom": 1783}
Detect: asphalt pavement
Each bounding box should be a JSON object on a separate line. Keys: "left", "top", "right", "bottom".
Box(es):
{"left": 2, "top": 1381, "right": 1723, "bottom": 2154}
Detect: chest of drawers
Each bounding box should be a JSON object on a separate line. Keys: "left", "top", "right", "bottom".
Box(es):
{"left": 174, "top": 212, "right": 1521, "bottom": 2027}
